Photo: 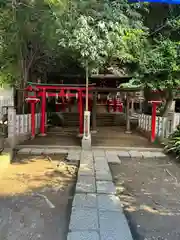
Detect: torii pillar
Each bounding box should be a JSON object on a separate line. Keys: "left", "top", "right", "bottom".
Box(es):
{"left": 148, "top": 101, "right": 162, "bottom": 143}
{"left": 39, "top": 88, "right": 47, "bottom": 136}
{"left": 25, "top": 97, "right": 40, "bottom": 139}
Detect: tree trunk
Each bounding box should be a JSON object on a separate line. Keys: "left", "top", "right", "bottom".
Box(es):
{"left": 143, "top": 88, "right": 152, "bottom": 114}
{"left": 160, "top": 89, "right": 174, "bottom": 117}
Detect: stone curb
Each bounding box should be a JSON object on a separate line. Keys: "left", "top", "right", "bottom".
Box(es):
{"left": 16, "top": 145, "right": 164, "bottom": 152}
{"left": 17, "top": 148, "right": 70, "bottom": 155}
{"left": 16, "top": 145, "right": 81, "bottom": 150}
{"left": 17, "top": 148, "right": 167, "bottom": 160}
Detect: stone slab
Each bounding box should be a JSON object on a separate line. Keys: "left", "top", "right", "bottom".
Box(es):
{"left": 69, "top": 150, "right": 81, "bottom": 155}
{"left": 94, "top": 156, "right": 107, "bottom": 162}
{"left": 141, "top": 151, "right": 153, "bottom": 158}
{"left": 140, "top": 151, "right": 166, "bottom": 158}
{"left": 99, "top": 211, "right": 133, "bottom": 240}
{"left": 100, "top": 229, "right": 133, "bottom": 240}
{"left": 68, "top": 155, "right": 80, "bottom": 161}
{"left": 67, "top": 150, "right": 81, "bottom": 161}
{"left": 96, "top": 181, "right": 116, "bottom": 194}
{"left": 129, "top": 150, "right": 143, "bottom": 158}
{"left": 81, "top": 150, "right": 93, "bottom": 155}
{"left": 78, "top": 168, "right": 95, "bottom": 177}
{"left": 30, "top": 148, "right": 44, "bottom": 155}
{"left": 73, "top": 193, "right": 97, "bottom": 208}
{"left": 117, "top": 151, "right": 130, "bottom": 158}
{"left": 76, "top": 176, "right": 96, "bottom": 193}
{"left": 69, "top": 208, "right": 98, "bottom": 231}
{"left": 18, "top": 148, "right": 32, "bottom": 154}
{"left": 152, "top": 151, "right": 167, "bottom": 158}
{"left": 96, "top": 171, "right": 112, "bottom": 181}
{"left": 80, "top": 162, "right": 94, "bottom": 169}
{"left": 97, "top": 194, "right": 122, "bottom": 212}
{"left": 80, "top": 152, "right": 93, "bottom": 165}
{"left": 106, "top": 154, "right": 121, "bottom": 163}
{"left": 95, "top": 161, "right": 109, "bottom": 172}
{"left": 67, "top": 231, "right": 100, "bottom": 240}
{"left": 44, "top": 148, "right": 68, "bottom": 154}
{"left": 81, "top": 137, "right": 91, "bottom": 150}
{"left": 81, "top": 152, "right": 93, "bottom": 158}
{"left": 93, "top": 150, "right": 105, "bottom": 157}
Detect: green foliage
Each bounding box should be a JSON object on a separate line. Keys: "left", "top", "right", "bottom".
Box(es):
{"left": 133, "top": 39, "right": 180, "bottom": 90}
{"left": 0, "top": 0, "right": 179, "bottom": 93}
{"left": 164, "top": 126, "right": 180, "bottom": 159}
{"left": 131, "top": 4, "right": 180, "bottom": 91}
{"left": 0, "top": 0, "right": 64, "bottom": 85}
{"left": 58, "top": 1, "right": 148, "bottom": 73}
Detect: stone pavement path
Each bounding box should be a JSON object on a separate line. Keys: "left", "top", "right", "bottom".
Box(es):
{"left": 17, "top": 147, "right": 166, "bottom": 240}
{"left": 67, "top": 149, "right": 166, "bottom": 240}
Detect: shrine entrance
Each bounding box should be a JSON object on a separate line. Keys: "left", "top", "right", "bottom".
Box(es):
{"left": 22, "top": 82, "right": 152, "bottom": 148}
{"left": 25, "top": 83, "right": 95, "bottom": 137}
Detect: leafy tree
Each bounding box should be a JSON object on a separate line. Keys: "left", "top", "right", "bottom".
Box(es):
{"left": 0, "top": 0, "right": 67, "bottom": 111}
{"left": 131, "top": 4, "right": 180, "bottom": 116}
{"left": 58, "top": 0, "right": 148, "bottom": 75}
{"left": 0, "top": 1, "right": 59, "bottom": 85}
{"left": 0, "top": 0, "right": 179, "bottom": 117}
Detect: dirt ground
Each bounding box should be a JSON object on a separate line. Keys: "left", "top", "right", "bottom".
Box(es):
{"left": 110, "top": 156, "right": 180, "bottom": 240}
{"left": 0, "top": 154, "right": 78, "bottom": 240}
{"left": 20, "top": 126, "right": 158, "bottom": 148}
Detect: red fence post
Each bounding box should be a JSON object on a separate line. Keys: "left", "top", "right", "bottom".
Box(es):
{"left": 148, "top": 101, "right": 162, "bottom": 143}
{"left": 31, "top": 102, "right": 36, "bottom": 139}
{"left": 40, "top": 88, "right": 46, "bottom": 136}
{"left": 25, "top": 98, "right": 40, "bottom": 139}
{"left": 151, "top": 102, "right": 157, "bottom": 142}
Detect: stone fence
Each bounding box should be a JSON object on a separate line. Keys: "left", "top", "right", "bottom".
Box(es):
{"left": 136, "top": 112, "right": 180, "bottom": 141}
{"left": 7, "top": 108, "right": 42, "bottom": 147}
{"left": 0, "top": 88, "right": 14, "bottom": 119}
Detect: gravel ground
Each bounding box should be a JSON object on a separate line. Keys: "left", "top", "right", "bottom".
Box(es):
{"left": 109, "top": 155, "right": 180, "bottom": 240}
{"left": 0, "top": 154, "right": 78, "bottom": 240}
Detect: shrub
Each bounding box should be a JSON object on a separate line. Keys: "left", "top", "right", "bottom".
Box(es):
{"left": 164, "top": 125, "right": 180, "bottom": 159}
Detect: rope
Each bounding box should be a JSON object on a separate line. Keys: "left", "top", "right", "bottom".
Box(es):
{"left": 27, "top": 82, "right": 96, "bottom": 87}
{"left": 28, "top": 82, "right": 65, "bottom": 86}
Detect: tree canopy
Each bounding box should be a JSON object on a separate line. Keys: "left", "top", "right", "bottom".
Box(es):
{"left": 0, "top": 0, "right": 180, "bottom": 99}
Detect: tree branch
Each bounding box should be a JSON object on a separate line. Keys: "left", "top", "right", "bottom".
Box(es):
{"left": 27, "top": 46, "right": 38, "bottom": 71}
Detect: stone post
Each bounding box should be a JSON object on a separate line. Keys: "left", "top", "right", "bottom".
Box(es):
{"left": 82, "top": 111, "right": 91, "bottom": 150}
{"left": 170, "top": 101, "right": 175, "bottom": 112}
{"left": 7, "top": 107, "right": 16, "bottom": 148}
{"left": 92, "top": 91, "right": 97, "bottom": 133}
{"left": 139, "top": 101, "right": 143, "bottom": 113}
{"left": 131, "top": 98, "right": 135, "bottom": 115}
{"left": 125, "top": 94, "right": 132, "bottom": 134}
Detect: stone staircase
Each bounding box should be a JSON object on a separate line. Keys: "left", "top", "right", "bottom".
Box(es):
{"left": 96, "top": 113, "right": 124, "bottom": 126}
{"left": 62, "top": 112, "right": 125, "bottom": 127}
{"left": 63, "top": 112, "right": 79, "bottom": 127}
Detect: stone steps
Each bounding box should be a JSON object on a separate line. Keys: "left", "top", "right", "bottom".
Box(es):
{"left": 56, "top": 112, "right": 125, "bottom": 127}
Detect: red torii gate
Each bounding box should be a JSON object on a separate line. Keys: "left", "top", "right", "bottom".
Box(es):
{"left": 25, "top": 83, "right": 95, "bottom": 138}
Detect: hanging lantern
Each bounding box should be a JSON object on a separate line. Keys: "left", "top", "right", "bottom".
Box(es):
{"left": 55, "top": 93, "right": 60, "bottom": 104}
{"left": 28, "top": 90, "right": 36, "bottom": 98}
{"left": 66, "top": 90, "right": 70, "bottom": 101}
